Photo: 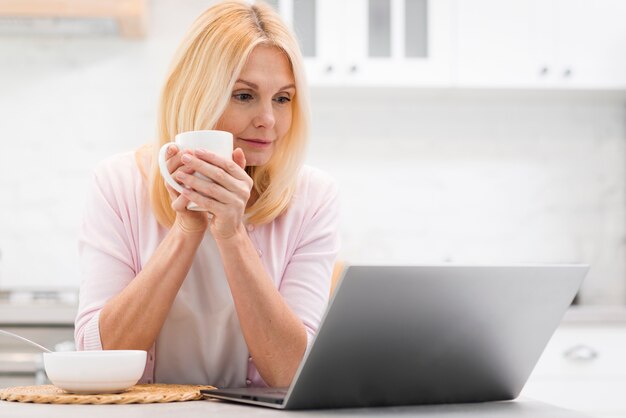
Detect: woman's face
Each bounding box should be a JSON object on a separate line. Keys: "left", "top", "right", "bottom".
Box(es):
{"left": 216, "top": 44, "right": 295, "bottom": 167}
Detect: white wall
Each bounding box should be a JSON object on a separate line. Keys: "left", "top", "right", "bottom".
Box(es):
{"left": 0, "top": 0, "right": 625, "bottom": 304}
{"left": 309, "top": 88, "right": 626, "bottom": 305}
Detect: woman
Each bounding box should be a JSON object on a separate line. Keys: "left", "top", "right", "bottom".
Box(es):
{"left": 74, "top": 0, "right": 340, "bottom": 389}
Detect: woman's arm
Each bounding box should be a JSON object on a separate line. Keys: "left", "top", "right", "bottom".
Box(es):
{"left": 178, "top": 150, "right": 339, "bottom": 387}
{"left": 98, "top": 224, "right": 203, "bottom": 350}
{"left": 215, "top": 225, "right": 308, "bottom": 387}
{"left": 97, "top": 144, "right": 210, "bottom": 351}
{"left": 179, "top": 150, "right": 306, "bottom": 386}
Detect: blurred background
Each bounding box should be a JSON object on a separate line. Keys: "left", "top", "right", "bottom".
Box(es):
{"left": 0, "top": 0, "right": 625, "bottom": 416}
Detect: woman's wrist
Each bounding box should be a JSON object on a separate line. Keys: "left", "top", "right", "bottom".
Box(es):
{"left": 213, "top": 223, "right": 249, "bottom": 247}
{"left": 172, "top": 219, "right": 206, "bottom": 241}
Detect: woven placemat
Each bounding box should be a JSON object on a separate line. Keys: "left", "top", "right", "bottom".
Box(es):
{"left": 0, "top": 384, "right": 216, "bottom": 404}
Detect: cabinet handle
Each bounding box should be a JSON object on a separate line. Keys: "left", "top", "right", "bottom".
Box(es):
{"left": 325, "top": 65, "right": 333, "bottom": 74}
{"left": 539, "top": 66, "right": 549, "bottom": 76}
{"left": 349, "top": 64, "right": 358, "bottom": 74}
{"left": 563, "top": 68, "right": 573, "bottom": 78}
{"left": 563, "top": 344, "right": 598, "bottom": 362}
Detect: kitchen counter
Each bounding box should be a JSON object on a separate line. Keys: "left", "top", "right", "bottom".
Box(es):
{"left": 0, "top": 289, "right": 77, "bottom": 326}
{"left": 0, "top": 398, "right": 590, "bottom": 417}
{"left": 0, "top": 290, "right": 77, "bottom": 388}
{"left": 562, "top": 305, "right": 626, "bottom": 324}
{"left": 0, "top": 303, "right": 77, "bottom": 325}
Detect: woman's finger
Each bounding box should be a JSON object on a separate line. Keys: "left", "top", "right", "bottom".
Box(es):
{"left": 232, "top": 148, "right": 246, "bottom": 170}
{"left": 165, "top": 183, "right": 182, "bottom": 202}
{"left": 180, "top": 187, "right": 222, "bottom": 213}
{"left": 164, "top": 144, "right": 179, "bottom": 172}
{"left": 181, "top": 155, "right": 253, "bottom": 193}
{"left": 175, "top": 171, "right": 236, "bottom": 205}
{"left": 193, "top": 149, "right": 249, "bottom": 181}
{"left": 171, "top": 193, "right": 191, "bottom": 212}
{"left": 164, "top": 147, "right": 195, "bottom": 193}
{"left": 166, "top": 146, "right": 194, "bottom": 176}
{"left": 180, "top": 155, "right": 237, "bottom": 190}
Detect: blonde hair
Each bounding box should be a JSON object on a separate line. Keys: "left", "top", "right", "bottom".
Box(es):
{"left": 143, "top": 0, "right": 309, "bottom": 227}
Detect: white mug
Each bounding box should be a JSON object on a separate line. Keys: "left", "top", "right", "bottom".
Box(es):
{"left": 158, "top": 130, "right": 233, "bottom": 211}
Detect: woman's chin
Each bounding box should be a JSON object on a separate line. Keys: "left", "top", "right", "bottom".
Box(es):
{"left": 240, "top": 150, "right": 272, "bottom": 167}
{"left": 245, "top": 158, "right": 269, "bottom": 167}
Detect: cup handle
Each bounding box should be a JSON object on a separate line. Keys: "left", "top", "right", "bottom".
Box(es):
{"left": 158, "top": 143, "right": 184, "bottom": 194}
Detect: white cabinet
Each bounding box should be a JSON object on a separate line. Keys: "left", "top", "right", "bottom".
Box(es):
{"left": 455, "top": 0, "right": 546, "bottom": 87}
{"left": 456, "top": 0, "right": 626, "bottom": 89}
{"left": 269, "top": 0, "right": 453, "bottom": 86}
{"left": 554, "top": 0, "right": 626, "bottom": 89}
{"left": 268, "top": 0, "right": 626, "bottom": 89}
{"left": 522, "top": 324, "right": 626, "bottom": 417}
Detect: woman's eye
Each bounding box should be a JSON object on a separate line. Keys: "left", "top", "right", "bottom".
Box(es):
{"left": 274, "top": 96, "right": 291, "bottom": 104}
{"left": 233, "top": 93, "right": 253, "bottom": 102}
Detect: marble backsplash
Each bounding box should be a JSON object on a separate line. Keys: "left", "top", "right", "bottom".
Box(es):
{"left": 0, "top": 0, "right": 625, "bottom": 305}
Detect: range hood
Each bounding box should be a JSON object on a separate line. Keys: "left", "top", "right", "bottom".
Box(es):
{"left": 0, "top": 0, "right": 146, "bottom": 38}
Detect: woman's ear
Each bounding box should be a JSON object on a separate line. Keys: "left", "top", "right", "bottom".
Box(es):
{"left": 233, "top": 147, "right": 246, "bottom": 169}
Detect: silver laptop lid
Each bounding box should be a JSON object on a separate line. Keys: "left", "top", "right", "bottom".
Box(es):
{"left": 282, "top": 264, "right": 587, "bottom": 409}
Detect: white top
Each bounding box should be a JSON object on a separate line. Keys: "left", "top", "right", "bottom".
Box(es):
{"left": 75, "top": 152, "right": 341, "bottom": 387}
{"left": 154, "top": 232, "right": 248, "bottom": 387}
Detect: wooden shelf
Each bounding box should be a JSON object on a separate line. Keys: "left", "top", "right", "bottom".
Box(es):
{"left": 0, "top": 0, "right": 147, "bottom": 38}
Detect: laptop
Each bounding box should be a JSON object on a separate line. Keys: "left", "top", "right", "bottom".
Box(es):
{"left": 201, "top": 264, "right": 588, "bottom": 409}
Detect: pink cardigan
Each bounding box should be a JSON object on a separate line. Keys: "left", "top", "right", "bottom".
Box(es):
{"left": 74, "top": 151, "right": 340, "bottom": 386}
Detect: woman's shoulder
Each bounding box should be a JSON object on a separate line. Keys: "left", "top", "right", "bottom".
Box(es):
{"left": 296, "top": 165, "right": 338, "bottom": 198}
{"left": 93, "top": 150, "right": 141, "bottom": 176}
{"left": 284, "top": 165, "right": 339, "bottom": 220}
{"left": 90, "top": 150, "right": 146, "bottom": 197}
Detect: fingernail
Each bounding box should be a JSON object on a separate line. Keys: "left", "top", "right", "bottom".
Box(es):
{"left": 175, "top": 172, "right": 186, "bottom": 180}
{"left": 167, "top": 145, "right": 175, "bottom": 155}
{"left": 195, "top": 149, "right": 205, "bottom": 156}
{"left": 181, "top": 154, "right": 192, "bottom": 163}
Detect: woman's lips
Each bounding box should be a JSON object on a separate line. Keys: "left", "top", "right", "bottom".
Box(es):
{"left": 239, "top": 138, "right": 272, "bottom": 149}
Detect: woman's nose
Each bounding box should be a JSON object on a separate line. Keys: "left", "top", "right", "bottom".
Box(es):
{"left": 252, "top": 102, "right": 276, "bottom": 129}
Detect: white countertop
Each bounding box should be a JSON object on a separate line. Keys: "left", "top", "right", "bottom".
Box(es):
{"left": 0, "top": 303, "right": 77, "bottom": 326}
{"left": 0, "top": 398, "right": 590, "bottom": 417}
{"left": 561, "top": 305, "right": 626, "bottom": 324}
{"left": 0, "top": 290, "right": 77, "bottom": 326}
{"left": 2, "top": 302, "right": 625, "bottom": 327}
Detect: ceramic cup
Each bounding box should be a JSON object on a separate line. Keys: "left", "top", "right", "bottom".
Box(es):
{"left": 158, "top": 130, "right": 233, "bottom": 211}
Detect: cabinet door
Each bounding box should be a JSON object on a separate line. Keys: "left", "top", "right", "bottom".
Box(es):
{"left": 554, "top": 0, "right": 626, "bottom": 89}
{"left": 271, "top": 0, "right": 345, "bottom": 85}
{"left": 346, "top": 0, "right": 453, "bottom": 86}
{"left": 530, "top": 325, "right": 626, "bottom": 379}
{"left": 455, "top": 0, "right": 553, "bottom": 87}
{"left": 272, "top": 0, "right": 453, "bottom": 86}
{"left": 522, "top": 324, "right": 626, "bottom": 417}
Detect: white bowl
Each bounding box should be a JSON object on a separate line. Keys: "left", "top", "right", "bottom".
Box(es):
{"left": 43, "top": 350, "right": 147, "bottom": 394}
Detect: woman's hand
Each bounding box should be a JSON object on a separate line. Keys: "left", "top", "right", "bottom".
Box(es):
{"left": 176, "top": 147, "right": 252, "bottom": 240}
{"left": 162, "top": 144, "right": 210, "bottom": 235}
